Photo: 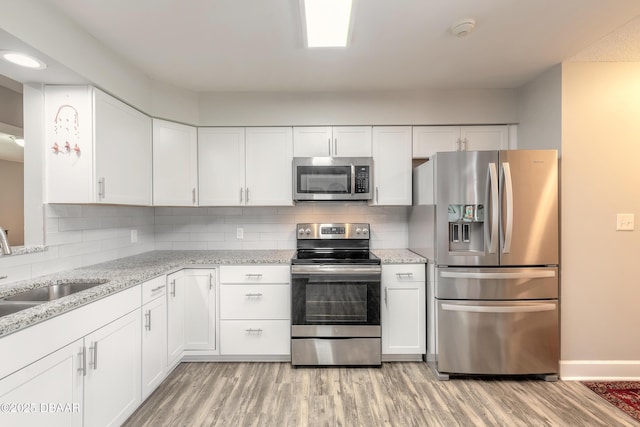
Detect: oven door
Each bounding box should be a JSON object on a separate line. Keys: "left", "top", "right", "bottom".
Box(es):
{"left": 291, "top": 264, "right": 381, "bottom": 338}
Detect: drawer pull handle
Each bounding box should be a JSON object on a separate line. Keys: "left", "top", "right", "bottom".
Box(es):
{"left": 245, "top": 293, "right": 263, "bottom": 298}
{"left": 396, "top": 273, "right": 414, "bottom": 278}
{"left": 151, "top": 285, "right": 166, "bottom": 292}
{"left": 245, "top": 328, "right": 263, "bottom": 334}
{"left": 245, "top": 274, "right": 263, "bottom": 279}
{"left": 0, "top": 275, "right": 7, "bottom": 280}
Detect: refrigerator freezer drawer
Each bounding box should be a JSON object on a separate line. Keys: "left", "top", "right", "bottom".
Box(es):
{"left": 436, "top": 299, "right": 559, "bottom": 375}
{"left": 436, "top": 267, "right": 558, "bottom": 300}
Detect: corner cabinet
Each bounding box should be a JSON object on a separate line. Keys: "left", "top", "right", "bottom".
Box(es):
{"left": 198, "top": 127, "right": 293, "bottom": 206}
{"left": 371, "top": 126, "right": 412, "bottom": 206}
{"left": 412, "top": 125, "right": 510, "bottom": 159}
{"left": 183, "top": 269, "right": 217, "bottom": 352}
{"left": 381, "top": 264, "right": 426, "bottom": 359}
{"left": 293, "top": 126, "right": 372, "bottom": 157}
{"left": 45, "top": 85, "right": 152, "bottom": 205}
{"left": 152, "top": 119, "right": 198, "bottom": 206}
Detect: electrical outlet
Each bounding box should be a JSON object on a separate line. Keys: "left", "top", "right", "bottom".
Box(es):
{"left": 237, "top": 227, "right": 244, "bottom": 239}
{"left": 130, "top": 229, "right": 138, "bottom": 243}
{"left": 616, "top": 213, "right": 635, "bottom": 231}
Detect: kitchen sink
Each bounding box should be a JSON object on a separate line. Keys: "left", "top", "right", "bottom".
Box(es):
{"left": 0, "top": 301, "right": 42, "bottom": 318}
{"left": 3, "top": 281, "right": 108, "bottom": 302}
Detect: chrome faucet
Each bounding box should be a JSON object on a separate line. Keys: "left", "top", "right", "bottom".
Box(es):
{"left": 0, "top": 226, "right": 11, "bottom": 255}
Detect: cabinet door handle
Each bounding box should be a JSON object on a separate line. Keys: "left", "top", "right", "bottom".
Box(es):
{"left": 78, "top": 347, "right": 87, "bottom": 377}
{"left": 245, "top": 328, "right": 263, "bottom": 334}
{"left": 0, "top": 275, "right": 7, "bottom": 280}
{"left": 246, "top": 188, "right": 250, "bottom": 203}
{"left": 89, "top": 342, "right": 98, "bottom": 370}
{"left": 240, "top": 187, "right": 244, "bottom": 203}
{"left": 98, "top": 178, "right": 106, "bottom": 199}
{"left": 245, "top": 273, "right": 263, "bottom": 279}
{"left": 145, "top": 309, "right": 151, "bottom": 331}
{"left": 396, "top": 272, "right": 414, "bottom": 279}
{"left": 192, "top": 188, "right": 196, "bottom": 204}
{"left": 384, "top": 287, "right": 388, "bottom": 307}
{"left": 170, "top": 279, "right": 176, "bottom": 297}
{"left": 462, "top": 138, "right": 468, "bottom": 151}
{"left": 245, "top": 293, "right": 263, "bottom": 298}
{"left": 375, "top": 187, "right": 379, "bottom": 204}
{"left": 209, "top": 273, "right": 214, "bottom": 290}
{"left": 334, "top": 138, "right": 338, "bottom": 156}
{"left": 151, "top": 285, "right": 166, "bottom": 293}
{"left": 327, "top": 138, "right": 331, "bottom": 154}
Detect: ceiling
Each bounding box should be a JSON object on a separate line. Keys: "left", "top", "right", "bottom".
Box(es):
{"left": 33, "top": 0, "right": 640, "bottom": 93}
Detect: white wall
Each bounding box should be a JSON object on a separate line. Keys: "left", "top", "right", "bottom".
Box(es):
{"left": 198, "top": 89, "right": 518, "bottom": 126}
{"left": 516, "top": 65, "right": 562, "bottom": 151}
{"left": 559, "top": 61, "right": 640, "bottom": 379}
{"left": 0, "top": 159, "right": 23, "bottom": 246}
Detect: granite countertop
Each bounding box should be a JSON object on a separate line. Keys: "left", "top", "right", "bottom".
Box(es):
{"left": 0, "top": 250, "right": 293, "bottom": 338}
{"left": 0, "top": 248, "right": 425, "bottom": 338}
{"left": 373, "top": 249, "right": 427, "bottom": 264}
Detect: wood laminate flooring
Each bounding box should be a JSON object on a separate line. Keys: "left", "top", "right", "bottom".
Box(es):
{"left": 124, "top": 362, "right": 639, "bottom": 426}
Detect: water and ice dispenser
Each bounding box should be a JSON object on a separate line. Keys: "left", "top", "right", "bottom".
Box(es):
{"left": 448, "top": 204, "right": 484, "bottom": 253}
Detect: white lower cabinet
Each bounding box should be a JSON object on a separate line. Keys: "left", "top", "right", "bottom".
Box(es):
{"left": 83, "top": 310, "right": 142, "bottom": 427}
{"left": 0, "top": 339, "right": 83, "bottom": 427}
{"left": 381, "top": 264, "right": 426, "bottom": 357}
{"left": 141, "top": 276, "right": 167, "bottom": 399}
{"left": 219, "top": 265, "right": 290, "bottom": 357}
{"left": 183, "top": 269, "right": 217, "bottom": 352}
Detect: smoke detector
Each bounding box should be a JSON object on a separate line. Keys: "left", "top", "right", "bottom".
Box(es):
{"left": 450, "top": 18, "right": 476, "bottom": 37}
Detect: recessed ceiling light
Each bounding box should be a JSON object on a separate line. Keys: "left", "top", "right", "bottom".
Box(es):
{"left": 302, "top": 0, "right": 354, "bottom": 48}
{"left": 0, "top": 50, "right": 47, "bottom": 69}
{"left": 450, "top": 18, "right": 476, "bottom": 37}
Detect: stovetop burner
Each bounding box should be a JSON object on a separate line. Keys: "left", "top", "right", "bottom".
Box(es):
{"left": 292, "top": 222, "right": 379, "bottom": 265}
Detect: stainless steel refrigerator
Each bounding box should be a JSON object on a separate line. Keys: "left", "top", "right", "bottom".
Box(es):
{"left": 409, "top": 150, "right": 559, "bottom": 380}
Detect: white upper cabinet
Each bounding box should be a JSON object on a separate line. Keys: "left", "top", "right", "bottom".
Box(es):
{"left": 371, "top": 126, "right": 412, "bottom": 206}
{"left": 199, "top": 127, "right": 293, "bottom": 206}
{"left": 152, "top": 119, "right": 198, "bottom": 206}
{"left": 293, "top": 126, "right": 372, "bottom": 157}
{"left": 245, "top": 127, "right": 293, "bottom": 206}
{"left": 412, "top": 125, "right": 509, "bottom": 159}
{"left": 45, "top": 86, "right": 152, "bottom": 205}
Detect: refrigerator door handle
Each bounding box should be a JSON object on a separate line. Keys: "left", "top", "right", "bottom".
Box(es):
{"left": 485, "top": 163, "right": 499, "bottom": 253}
{"left": 440, "top": 270, "right": 556, "bottom": 280}
{"left": 501, "top": 162, "right": 514, "bottom": 253}
{"left": 441, "top": 303, "right": 556, "bottom": 313}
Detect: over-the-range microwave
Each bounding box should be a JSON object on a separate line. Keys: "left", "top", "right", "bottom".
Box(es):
{"left": 293, "top": 157, "right": 373, "bottom": 201}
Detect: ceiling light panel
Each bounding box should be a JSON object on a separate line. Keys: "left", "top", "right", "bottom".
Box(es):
{"left": 303, "top": 0, "right": 353, "bottom": 48}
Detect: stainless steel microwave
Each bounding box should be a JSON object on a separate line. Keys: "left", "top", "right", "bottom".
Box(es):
{"left": 293, "top": 157, "right": 373, "bottom": 201}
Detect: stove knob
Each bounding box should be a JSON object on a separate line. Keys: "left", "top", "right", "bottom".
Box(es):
{"left": 362, "top": 228, "right": 369, "bottom": 234}
{"left": 355, "top": 228, "right": 362, "bottom": 235}
{"left": 304, "top": 228, "right": 311, "bottom": 235}
{"left": 298, "top": 228, "right": 305, "bottom": 235}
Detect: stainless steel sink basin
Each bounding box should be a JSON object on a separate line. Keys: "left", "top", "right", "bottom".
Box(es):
{"left": 0, "top": 301, "right": 42, "bottom": 318}
{"left": 3, "top": 281, "right": 108, "bottom": 302}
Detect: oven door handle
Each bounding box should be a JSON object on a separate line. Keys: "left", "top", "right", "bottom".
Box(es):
{"left": 291, "top": 265, "right": 381, "bottom": 275}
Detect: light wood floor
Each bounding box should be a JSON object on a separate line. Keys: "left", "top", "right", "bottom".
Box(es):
{"left": 124, "top": 362, "right": 639, "bottom": 426}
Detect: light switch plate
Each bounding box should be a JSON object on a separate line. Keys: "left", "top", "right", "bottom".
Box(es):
{"left": 616, "top": 213, "right": 635, "bottom": 231}
{"left": 237, "top": 228, "right": 244, "bottom": 239}
{"left": 130, "top": 229, "right": 138, "bottom": 243}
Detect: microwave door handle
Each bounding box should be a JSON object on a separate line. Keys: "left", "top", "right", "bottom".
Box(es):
{"left": 351, "top": 164, "right": 356, "bottom": 195}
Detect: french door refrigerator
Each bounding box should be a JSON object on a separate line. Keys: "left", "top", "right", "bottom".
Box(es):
{"left": 409, "top": 149, "right": 559, "bottom": 380}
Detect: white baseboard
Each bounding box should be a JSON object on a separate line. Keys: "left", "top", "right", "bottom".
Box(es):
{"left": 560, "top": 360, "right": 640, "bottom": 381}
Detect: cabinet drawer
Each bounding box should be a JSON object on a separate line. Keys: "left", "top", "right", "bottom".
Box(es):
{"left": 382, "top": 264, "right": 426, "bottom": 283}
{"left": 142, "top": 275, "right": 167, "bottom": 304}
{"left": 220, "top": 320, "right": 291, "bottom": 355}
{"left": 220, "top": 265, "right": 290, "bottom": 284}
{"left": 220, "top": 284, "right": 290, "bottom": 320}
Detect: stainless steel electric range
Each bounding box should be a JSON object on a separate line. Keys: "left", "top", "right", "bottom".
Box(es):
{"left": 290, "top": 223, "right": 382, "bottom": 366}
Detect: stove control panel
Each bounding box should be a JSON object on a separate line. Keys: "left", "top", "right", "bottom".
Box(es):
{"left": 296, "top": 223, "right": 370, "bottom": 239}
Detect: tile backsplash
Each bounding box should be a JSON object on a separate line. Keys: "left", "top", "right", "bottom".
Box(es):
{"left": 154, "top": 204, "right": 409, "bottom": 250}
{"left": 0, "top": 203, "right": 408, "bottom": 286}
